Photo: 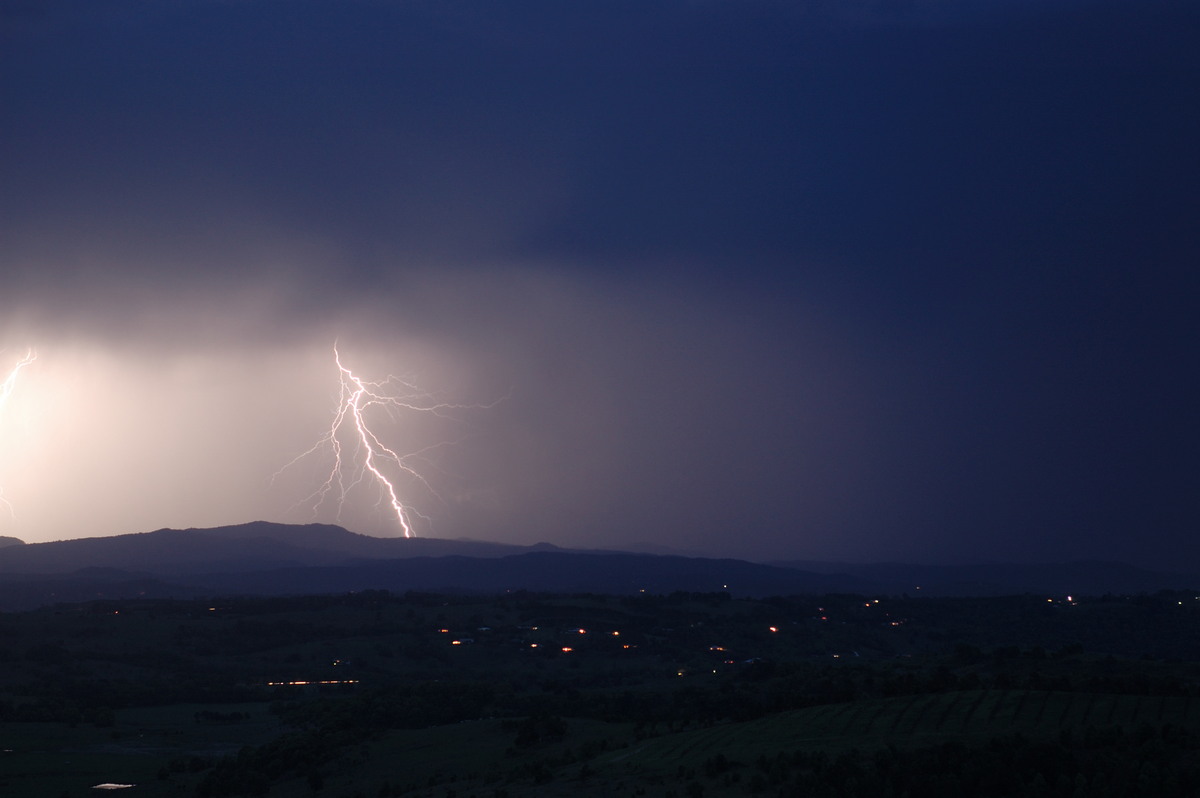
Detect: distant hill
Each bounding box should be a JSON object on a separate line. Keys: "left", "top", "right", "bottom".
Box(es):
{"left": 0, "top": 536, "right": 23, "bottom": 549}
{"left": 188, "top": 551, "right": 868, "bottom": 599}
{"left": 0, "top": 521, "right": 528, "bottom": 575}
{"left": 0, "top": 522, "right": 1196, "bottom": 611}
{"left": 0, "top": 522, "right": 869, "bottom": 609}
{"left": 772, "top": 559, "right": 1200, "bottom": 598}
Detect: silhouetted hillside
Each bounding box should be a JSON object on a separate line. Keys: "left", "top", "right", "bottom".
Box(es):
{"left": 0, "top": 521, "right": 527, "bottom": 575}
{"left": 774, "top": 559, "right": 1200, "bottom": 597}
{"left": 189, "top": 551, "right": 869, "bottom": 598}
{"left": 1, "top": 522, "right": 1197, "bottom": 611}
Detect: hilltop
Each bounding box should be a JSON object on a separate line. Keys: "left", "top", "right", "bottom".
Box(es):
{"left": 0, "top": 522, "right": 1195, "bottom": 611}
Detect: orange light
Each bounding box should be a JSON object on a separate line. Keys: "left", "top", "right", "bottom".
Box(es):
{"left": 769, "top": 626, "right": 778, "bottom": 633}
{"left": 266, "top": 679, "right": 360, "bottom": 686}
{"left": 561, "top": 647, "right": 573, "bottom": 653}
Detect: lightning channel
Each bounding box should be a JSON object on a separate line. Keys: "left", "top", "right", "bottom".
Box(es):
{"left": 277, "top": 345, "right": 485, "bottom": 537}
{"left": 1, "top": 349, "right": 37, "bottom": 519}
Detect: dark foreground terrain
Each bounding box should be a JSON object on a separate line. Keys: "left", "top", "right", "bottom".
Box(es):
{"left": 2, "top": 588, "right": 1200, "bottom": 797}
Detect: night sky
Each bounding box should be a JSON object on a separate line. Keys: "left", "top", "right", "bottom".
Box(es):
{"left": 2, "top": 1, "right": 1197, "bottom": 569}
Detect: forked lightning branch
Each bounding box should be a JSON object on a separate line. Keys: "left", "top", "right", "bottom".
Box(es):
{"left": 278, "top": 346, "right": 484, "bottom": 537}
{"left": 1, "top": 349, "right": 37, "bottom": 517}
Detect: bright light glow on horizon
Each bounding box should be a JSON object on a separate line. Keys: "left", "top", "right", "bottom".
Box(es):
{"left": 0, "top": 349, "right": 36, "bottom": 410}
{"left": 0, "top": 349, "right": 37, "bottom": 520}
{"left": 0, "top": 342, "right": 317, "bottom": 541}
{"left": 0, "top": 331, "right": 504, "bottom": 546}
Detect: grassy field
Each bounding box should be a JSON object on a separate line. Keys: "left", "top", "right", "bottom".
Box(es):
{"left": 5, "top": 690, "right": 1195, "bottom": 797}
{"left": 602, "top": 689, "right": 1199, "bottom": 768}
{"left": 571, "top": 688, "right": 1200, "bottom": 795}
{"left": 0, "top": 702, "right": 284, "bottom": 798}
{"left": 136, "top": 690, "right": 1196, "bottom": 798}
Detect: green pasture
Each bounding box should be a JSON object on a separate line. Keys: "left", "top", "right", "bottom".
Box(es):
{"left": 241, "top": 690, "right": 1200, "bottom": 797}
{"left": 596, "top": 689, "right": 1200, "bottom": 776}
{"left": 4, "top": 691, "right": 1194, "bottom": 797}
{"left": 196, "top": 716, "right": 639, "bottom": 798}
{"left": 0, "top": 702, "right": 281, "bottom": 798}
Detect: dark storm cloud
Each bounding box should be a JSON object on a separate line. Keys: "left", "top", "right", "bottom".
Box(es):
{"left": 2, "top": 1, "right": 1197, "bottom": 568}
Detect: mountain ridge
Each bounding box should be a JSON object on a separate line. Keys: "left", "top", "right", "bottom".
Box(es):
{"left": 0, "top": 522, "right": 1195, "bottom": 611}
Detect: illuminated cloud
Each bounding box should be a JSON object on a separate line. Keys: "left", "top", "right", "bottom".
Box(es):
{"left": 1, "top": 1, "right": 1196, "bottom": 568}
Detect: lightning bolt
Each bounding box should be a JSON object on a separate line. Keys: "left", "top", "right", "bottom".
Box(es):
{"left": 1, "top": 349, "right": 37, "bottom": 519}
{"left": 1, "top": 349, "right": 36, "bottom": 409}
{"left": 278, "top": 346, "right": 485, "bottom": 538}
